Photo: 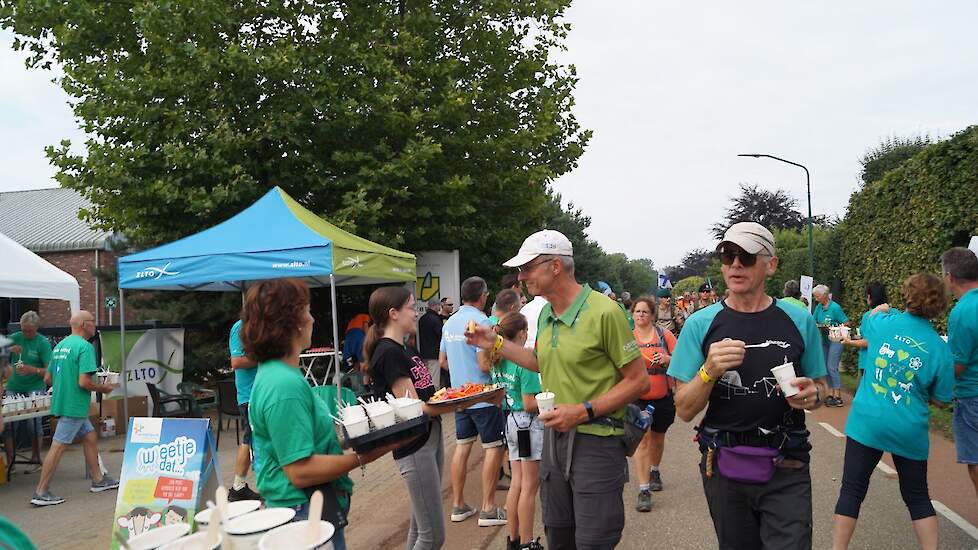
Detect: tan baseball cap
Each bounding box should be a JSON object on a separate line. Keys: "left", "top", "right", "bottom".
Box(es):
{"left": 503, "top": 229, "right": 574, "bottom": 268}
{"left": 717, "top": 222, "right": 776, "bottom": 256}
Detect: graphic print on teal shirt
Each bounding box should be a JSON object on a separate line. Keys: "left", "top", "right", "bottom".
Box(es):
{"left": 846, "top": 310, "right": 954, "bottom": 460}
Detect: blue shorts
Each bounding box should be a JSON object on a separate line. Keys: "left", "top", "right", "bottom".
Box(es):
{"left": 53, "top": 417, "right": 94, "bottom": 444}
{"left": 455, "top": 406, "right": 505, "bottom": 448}
{"left": 954, "top": 396, "right": 978, "bottom": 464}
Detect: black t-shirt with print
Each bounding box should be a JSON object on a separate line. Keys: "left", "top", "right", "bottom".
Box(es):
{"left": 369, "top": 337, "right": 436, "bottom": 459}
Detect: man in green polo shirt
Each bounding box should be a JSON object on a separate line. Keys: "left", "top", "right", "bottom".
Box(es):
{"left": 3, "top": 311, "right": 52, "bottom": 471}
{"left": 468, "top": 229, "right": 648, "bottom": 550}
{"left": 30, "top": 310, "right": 119, "bottom": 507}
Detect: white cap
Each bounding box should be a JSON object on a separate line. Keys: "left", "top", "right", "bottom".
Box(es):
{"left": 503, "top": 230, "right": 574, "bottom": 268}
{"left": 718, "top": 222, "right": 776, "bottom": 256}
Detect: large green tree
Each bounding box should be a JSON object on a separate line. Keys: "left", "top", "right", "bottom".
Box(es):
{"left": 1, "top": 0, "right": 589, "bottom": 281}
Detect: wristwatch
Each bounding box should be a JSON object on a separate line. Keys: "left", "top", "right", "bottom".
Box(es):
{"left": 583, "top": 400, "right": 595, "bottom": 422}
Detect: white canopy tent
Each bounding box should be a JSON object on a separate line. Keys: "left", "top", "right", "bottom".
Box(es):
{"left": 0, "top": 231, "right": 81, "bottom": 313}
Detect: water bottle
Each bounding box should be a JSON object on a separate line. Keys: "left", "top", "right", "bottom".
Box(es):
{"left": 634, "top": 403, "right": 655, "bottom": 430}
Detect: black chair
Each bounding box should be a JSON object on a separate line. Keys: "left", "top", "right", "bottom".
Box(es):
{"left": 216, "top": 378, "right": 242, "bottom": 450}
{"left": 146, "top": 383, "right": 200, "bottom": 419}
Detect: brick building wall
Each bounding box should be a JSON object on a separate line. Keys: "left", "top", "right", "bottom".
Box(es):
{"left": 36, "top": 249, "right": 134, "bottom": 326}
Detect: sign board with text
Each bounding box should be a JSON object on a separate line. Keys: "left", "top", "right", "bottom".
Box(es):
{"left": 110, "top": 418, "right": 218, "bottom": 548}
{"left": 415, "top": 250, "right": 460, "bottom": 316}
{"left": 799, "top": 275, "right": 814, "bottom": 313}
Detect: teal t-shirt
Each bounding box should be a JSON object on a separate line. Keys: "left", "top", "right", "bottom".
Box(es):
{"left": 845, "top": 310, "right": 954, "bottom": 460}
{"left": 950, "top": 288, "right": 978, "bottom": 399}
{"left": 50, "top": 335, "right": 98, "bottom": 418}
{"left": 492, "top": 359, "right": 541, "bottom": 412}
{"left": 229, "top": 320, "right": 256, "bottom": 405}
{"left": 249, "top": 360, "right": 353, "bottom": 508}
{"left": 6, "top": 332, "right": 52, "bottom": 393}
{"left": 0, "top": 516, "right": 38, "bottom": 550}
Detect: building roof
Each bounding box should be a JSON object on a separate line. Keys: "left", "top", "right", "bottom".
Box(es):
{"left": 0, "top": 187, "right": 114, "bottom": 252}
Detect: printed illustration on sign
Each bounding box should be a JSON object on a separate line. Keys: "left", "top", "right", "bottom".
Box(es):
{"left": 417, "top": 272, "right": 441, "bottom": 302}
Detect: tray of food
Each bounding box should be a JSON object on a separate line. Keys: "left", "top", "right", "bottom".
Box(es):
{"left": 335, "top": 397, "right": 428, "bottom": 453}
{"left": 427, "top": 382, "right": 504, "bottom": 406}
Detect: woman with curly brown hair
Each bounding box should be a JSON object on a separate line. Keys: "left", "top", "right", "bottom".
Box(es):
{"left": 832, "top": 273, "right": 955, "bottom": 550}
{"left": 243, "top": 278, "right": 401, "bottom": 550}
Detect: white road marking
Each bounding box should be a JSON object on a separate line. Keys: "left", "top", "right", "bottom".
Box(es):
{"left": 875, "top": 460, "right": 897, "bottom": 475}
{"left": 932, "top": 500, "right": 978, "bottom": 540}
{"left": 818, "top": 421, "right": 844, "bottom": 438}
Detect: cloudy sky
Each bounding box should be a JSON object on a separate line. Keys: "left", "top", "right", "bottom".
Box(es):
{"left": 3, "top": 2, "right": 978, "bottom": 266}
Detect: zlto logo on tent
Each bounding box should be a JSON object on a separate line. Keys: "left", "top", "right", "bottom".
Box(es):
{"left": 135, "top": 262, "right": 180, "bottom": 280}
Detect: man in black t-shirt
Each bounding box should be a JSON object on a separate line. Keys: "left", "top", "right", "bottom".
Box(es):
{"left": 669, "top": 222, "right": 827, "bottom": 550}
{"left": 418, "top": 298, "right": 444, "bottom": 387}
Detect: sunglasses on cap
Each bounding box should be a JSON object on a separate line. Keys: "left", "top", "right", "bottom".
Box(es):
{"left": 717, "top": 249, "right": 769, "bottom": 267}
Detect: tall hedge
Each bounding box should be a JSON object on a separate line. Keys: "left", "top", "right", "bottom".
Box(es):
{"left": 838, "top": 125, "right": 978, "bottom": 330}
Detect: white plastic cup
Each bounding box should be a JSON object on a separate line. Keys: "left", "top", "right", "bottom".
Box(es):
{"left": 535, "top": 392, "right": 555, "bottom": 414}
{"left": 364, "top": 402, "right": 396, "bottom": 430}
{"left": 340, "top": 405, "right": 366, "bottom": 421}
{"left": 159, "top": 532, "right": 222, "bottom": 550}
{"left": 342, "top": 417, "right": 370, "bottom": 438}
{"left": 226, "top": 508, "right": 296, "bottom": 550}
{"left": 258, "top": 520, "right": 335, "bottom": 550}
{"left": 770, "top": 363, "right": 800, "bottom": 397}
{"left": 126, "top": 524, "right": 192, "bottom": 550}
{"left": 389, "top": 397, "right": 424, "bottom": 421}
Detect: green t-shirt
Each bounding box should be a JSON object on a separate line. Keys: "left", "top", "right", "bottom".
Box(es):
{"left": 492, "top": 359, "right": 541, "bottom": 412}
{"left": 535, "top": 284, "right": 641, "bottom": 436}
{"left": 950, "top": 288, "right": 978, "bottom": 398}
{"left": 249, "top": 360, "right": 353, "bottom": 508}
{"left": 780, "top": 297, "right": 808, "bottom": 311}
{"left": 0, "top": 516, "right": 38, "bottom": 550}
{"left": 6, "top": 332, "right": 53, "bottom": 394}
{"left": 50, "top": 335, "right": 97, "bottom": 418}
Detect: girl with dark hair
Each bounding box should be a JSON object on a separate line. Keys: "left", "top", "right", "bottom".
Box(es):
{"left": 833, "top": 273, "right": 954, "bottom": 549}
{"left": 364, "top": 286, "right": 499, "bottom": 550}
{"left": 842, "top": 282, "right": 889, "bottom": 388}
{"left": 244, "top": 279, "right": 400, "bottom": 550}
{"left": 490, "top": 312, "right": 543, "bottom": 550}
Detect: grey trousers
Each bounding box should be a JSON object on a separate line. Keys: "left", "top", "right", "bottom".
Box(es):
{"left": 396, "top": 419, "right": 446, "bottom": 550}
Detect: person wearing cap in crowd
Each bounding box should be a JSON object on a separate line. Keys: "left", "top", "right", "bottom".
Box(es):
{"left": 668, "top": 221, "right": 826, "bottom": 549}
{"left": 440, "top": 276, "right": 508, "bottom": 527}
{"left": 781, "top": 280, "right": 808, "bottom": 310}
{"left": 693, "top": 284, "right": 714, "bottom": 312}
{"left": 655, "top": 288, "right": 684, "bottom": 334}
{"left": 466, "top": 229, "right": 648, "bottom": 550}
{"left": 418, "top": 298, "right": 444, "bottom": 388}
{"left": 941, "top": 247, "right": 978, "bottom": 499}
{"left": 813, "top": 284, "right": 849, "bottom": 407}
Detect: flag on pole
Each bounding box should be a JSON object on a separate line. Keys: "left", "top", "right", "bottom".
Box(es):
{"left": 658, "top": 274, "right": 673, "bottom": 289}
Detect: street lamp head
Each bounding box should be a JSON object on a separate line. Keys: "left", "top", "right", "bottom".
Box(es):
{"left": 737, "top": 154, "right": 762, "bottom": 158}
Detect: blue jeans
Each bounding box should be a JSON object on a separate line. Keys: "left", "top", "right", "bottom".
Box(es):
{"left": 291, "top": 501, "right": 348, "bottom": 550}
{"left": 953, "top": 396, "right": 978, "bottom": 464}
{"left": 822, "top": 340, "right": 843, "bottom": 389}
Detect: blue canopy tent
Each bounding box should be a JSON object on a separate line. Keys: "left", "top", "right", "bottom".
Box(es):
{"left": 115, "top": 187, "right": 416, "bottom": 419}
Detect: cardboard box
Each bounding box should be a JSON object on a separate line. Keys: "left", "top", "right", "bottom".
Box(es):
{"left": 98, "top": 396, "right": 148, "bottom": 434}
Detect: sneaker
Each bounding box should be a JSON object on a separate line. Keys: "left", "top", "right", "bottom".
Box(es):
{"left": 228, "top": 483, "right": 261, "bottom": 502}
{"left": 507, "top": 536, "right": 521, "bottom": 550}
{"left": 31, "top": 491, "right": 65, "bottom": 506}
{"left": 833, "top": 397, "right": 845, "bottom": 407}
{"left": 636, "top": 489, "right": 652, "bottom": 512}
{"left": 450, "top": 504, "right": 476, "bottom": 522}
{"left": 478, "top": 506, "right": 507, "bottom": 527}
{"left": 91, "top": 475, "right": 120, "bottom": 493}
{"left": 520, "top": 538, "right": 545, "bottom": 550}
{"left": 24, "top": 463, "right": 42, "bottom": 474}
{"left": 649, "top": 470, "right": 663, "bottom": 492}
{"left": 825, "top": 396, "right": 837, "bottom": 407}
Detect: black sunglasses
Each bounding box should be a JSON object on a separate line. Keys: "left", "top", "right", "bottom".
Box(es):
{"left": 718, "top": 249, "right": 768, "bottom": 267}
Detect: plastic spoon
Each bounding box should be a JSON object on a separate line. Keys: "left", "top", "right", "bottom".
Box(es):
{"left": 204, "top": 502, "right": 221, "bottom": 548}
{"left": 113, "top": 530, "right": 131, "bottom": 550}
{"left": 216, "top": 486, "right": 230, "bottom": 550}
{"left": 307, "top": 490, "right": 323, "bottom": 545}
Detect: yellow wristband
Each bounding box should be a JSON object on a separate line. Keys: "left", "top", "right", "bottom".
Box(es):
{"left": 492, "top": 335, "right": 505, "bottom": 354}
{"left": 698, "top": 365, "right": 715, "bottom": 384}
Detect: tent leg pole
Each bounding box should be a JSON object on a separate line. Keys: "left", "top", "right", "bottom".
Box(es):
{"left": 330, "top": 275, "right": 341, "bottom": 404}
{"left": 120, "top": 290, "right": 129, "bottom": 423}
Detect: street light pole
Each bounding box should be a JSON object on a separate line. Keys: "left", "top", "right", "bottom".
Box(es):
{"left": 737, "top": 154, "right": 815, "bottom": 277}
